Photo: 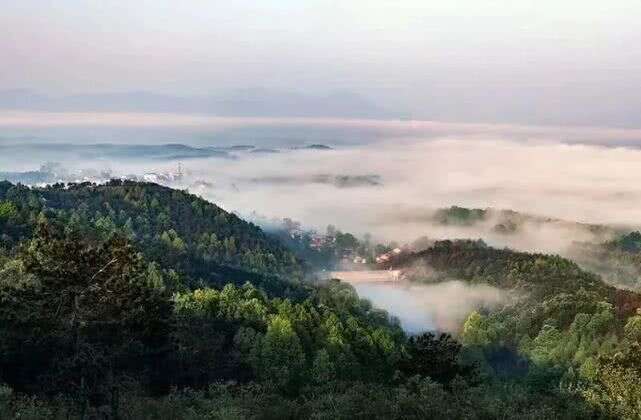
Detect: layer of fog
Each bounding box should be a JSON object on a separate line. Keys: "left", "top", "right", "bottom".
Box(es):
{"left": 3, "top": 116, "right": 641, "bottom": 256}
{"left": 4, "top": 111, "right": 641, "bottom": 147}
{"left": 185, "top": 137, "right": 641, "bottom": 255}
{"left": 350, "top": 280, "right": 506, "bottom": 334}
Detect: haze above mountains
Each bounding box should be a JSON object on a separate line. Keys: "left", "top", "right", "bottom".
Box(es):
{"left": 0, "top": 89, "right": 389, "bottom": 119}
{"left": 4, "top": 87, "right": 641, "bottom": 129}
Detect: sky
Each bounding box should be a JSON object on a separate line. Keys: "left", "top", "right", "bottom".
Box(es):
{"left": 3, "top": 0, "right": 641, "bottom": 126}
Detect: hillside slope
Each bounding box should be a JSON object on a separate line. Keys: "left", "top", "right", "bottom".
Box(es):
{"left": 0, "top": 180, "right": 306, "bottom": 297}
{"left": 387, "top": 239, "right": 641, "bottom": 322}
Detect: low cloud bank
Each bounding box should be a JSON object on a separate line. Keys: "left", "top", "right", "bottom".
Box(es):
{"left": 4, "top": 111, "right": 641, "bottom": 148}
{"left": 3, "top": 118, "right": 641, "bottom": 257}
{"left": 197, "top": 138, "right": 641, "bottom": 255}
{"left": 351, "top": 280, "right": 507, "bottom": 334}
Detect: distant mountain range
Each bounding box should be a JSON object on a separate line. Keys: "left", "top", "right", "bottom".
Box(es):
{"left": 0, "top": 89, "right": 391, "bottom": 118}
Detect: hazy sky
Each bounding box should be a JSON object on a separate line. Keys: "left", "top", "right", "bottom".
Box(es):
{"left": 3, "top": 1, "right": 641, "bottom": 125}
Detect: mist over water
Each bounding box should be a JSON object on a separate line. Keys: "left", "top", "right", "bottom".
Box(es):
{"left": 350, "top": 280, "right": 506, "bottom": 334}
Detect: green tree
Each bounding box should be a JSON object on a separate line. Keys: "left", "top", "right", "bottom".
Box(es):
{"left": 0, "top": 201, "right": 17, "bottom": 221}
{"left": 461, "top": 311, "right": 493, "bottom": 347}
{"left": 0, "top": 222, "right": 173, "bottom": 407}
{"left": 311, "top": 349, "right": 335, "bottom": 384}
{"left": 259, "top": 315, "right": 305, "bottom": 390}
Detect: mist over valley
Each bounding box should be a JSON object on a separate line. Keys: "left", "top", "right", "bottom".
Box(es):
{"left": 4, "top": 2, "right": 641, "bottom": 414}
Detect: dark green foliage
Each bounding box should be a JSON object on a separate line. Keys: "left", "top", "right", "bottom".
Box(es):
{"left": 0, "top": 221, "right": 173, "bottom": 410}
{"left": 0, "top": 180, "right": 307, "bottom": 297}
{"left": 334, "top": 231, "right": 359, "bottom": 251}
{"left": 616, "top": 231, "right": 641, "bottom": 253}
{"left": 394, "top": 239, "right": 610, "bottom": 299}
{"left": 2, "top": 185, "right": 641, "bottom": 418}
{"left": 0, "top": 200, "right": 17, "bottom": 221}
{"left": 433, "top": 205, "right": 487, "bottom": 226}
{"left": 390, "top": 239, "right": 641, "bottom": 416}
{"left": 169, "top": 280, "right": 406, "bottom": 390}
{"left": 0, "top": 378, "right": 598, "bottom": 419}
{"left": 0, "top": 203, "right": 412, "bottom": 416}
{"left": 400, "top": 332, "right": 477, "bottom": 385}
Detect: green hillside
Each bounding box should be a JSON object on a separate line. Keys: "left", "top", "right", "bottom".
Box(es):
{"left": 386, "top": 239, "right": 641, "bottom": 417}
{"left": 2, "top": 184, "right": 641, "bottom": 418}
{"left": 0, "top": 180, "right": 306, "bottom": 297}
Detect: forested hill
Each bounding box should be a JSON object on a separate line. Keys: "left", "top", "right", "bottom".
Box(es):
{"left": 378, "top": 239, "right": 641, "bottom": 418}
{"left": 388, "top": 239, "right": 641, "bottom": 319}
{"left": 4, "top": 185, "right": 641, "bottom": 416}
{"left": 0, "top": 180, "right": 306, "bottom": 297}
{"left": 394, "top": 239, "right": 607, "bottom": 294}
{"left": 431, "top": 205, "right": 616, "bottom": 236}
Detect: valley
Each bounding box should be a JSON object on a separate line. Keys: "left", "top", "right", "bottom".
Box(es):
{"left": 4, "top": 2, "right": 641, "bottom": 417}
{"left": 1, "top": 178, "right": 641, "bottom": 418}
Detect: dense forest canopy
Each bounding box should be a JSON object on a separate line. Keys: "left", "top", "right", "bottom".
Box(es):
{"left": 0, "top": 180, "right": 307, "bottom": 297}
{"left": 1, "top": 181, "right": 641, "bottom": 418}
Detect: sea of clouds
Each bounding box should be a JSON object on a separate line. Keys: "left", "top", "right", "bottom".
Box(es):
{"left": 3, "top": 111, "right": 641, "bottom": 254}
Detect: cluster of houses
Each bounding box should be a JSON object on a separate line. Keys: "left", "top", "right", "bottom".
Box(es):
{"left": 351, "top": 256, "right": 368, "bottom": 264}
{"left": 276, "top": 217, "right": 410, "bottom": 268}
{"left": 279, "top": 220, "right": 338, "bottom": 252}
{"left": 309, "top": 234, "right": 331, "bottom": 250}
{"left": 344, "top": 247, "right": 406, "bottom": 266}
{"left": 375, "top": 247, "right": 403, "bottom": 264}
{"left": 344, "top": 247, "right": 407, "bottom": 267}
